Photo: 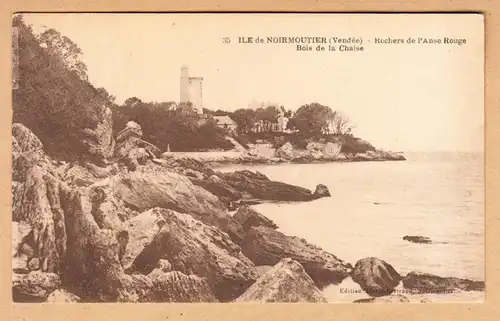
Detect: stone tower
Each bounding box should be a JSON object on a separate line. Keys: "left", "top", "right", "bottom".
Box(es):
{"left": 179, "top": 65, "right": 203, "bottom": 114}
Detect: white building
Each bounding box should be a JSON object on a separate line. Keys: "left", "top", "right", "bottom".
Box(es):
{"left": 180, "top": 65, "right": 204, "bottom": 114}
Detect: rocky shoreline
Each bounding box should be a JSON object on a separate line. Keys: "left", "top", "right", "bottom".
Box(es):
{"left": 11, "top": 123, "right": 482, "bottom": 303}
{"left": 161, "top": 149, "right": 407, "bottom": 168}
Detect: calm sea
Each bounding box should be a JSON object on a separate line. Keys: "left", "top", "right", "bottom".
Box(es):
{"left": 221, "top": 152, "right": 485, "bottom": 302}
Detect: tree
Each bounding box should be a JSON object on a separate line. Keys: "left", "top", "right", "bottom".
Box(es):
{"left": 37, "top": 28, "right": 88, "bottom": 81}
{"left": 331, "top": 111, "right": 354, "bottom": 135}
{"left": 96, "top": 87, "right": 116, "bottom": 104}
{"left": 213, "top": 109, "right": 231, "bottom": 116}
{"left": 290, "top": 103, "right": 335, "bottom": 136}
{"left": 232, "top": 108, "right": 257, "bottom": 134}
{"left": 256, "top": 105, "right": 281, "bottom": 123}
{"left": 153, "top": 101, "right": 177, "bottom": 110}
{"left": 124, "top": 97, "right": 143, "bottom": 107}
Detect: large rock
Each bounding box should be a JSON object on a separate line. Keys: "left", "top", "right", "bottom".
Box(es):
{"left": 121, "top": 209, "right": 166, "bottom": 270}
{"left": 313, "top": 184, "right": 331, "bottom": 198}
{"left": 80, "top": 106, "right": 115, "bottom": 164}
{"left": 113, "top": 123, "right": 160, "bottom": 170}
{"left": 118, "top": 270, "right": 217, "bottom": 303}
{"left": 235, "top": 258, "right": 327, "bottom": 303}
{"left": 351, "top": 257, "right": 402, "bottom": 297}
{"left": 242, "top": 226, "right": 352, "bottom": 288}
{"left": 88, "top": 182, "right": 137, "bottom": 231}
{"left": 323, "top": 142, "right": 342, "bottom": 159}
{"left": 12, "top": 271, "right": 61, "bottom": 302}
{"left": 402, "top": 271, "right": 485, "bottom": 293}
{"left": 275, "top": 142, "right": 294, "bottom": 160}
{"left": 306, "top": 142, "right": 323, "bottom": 151}
{"left": 106, "top": 166, "right": 245, "bottom": 244}
{"left": 233, "top": 206, "right": 278, "bottom": 232}
{"left": 127, "top": 208, "right": 258, "bottom": 302}
{"left": 12, "top": 221, "right": 33, "bottom": 273}
{"left": 190, "top": 174, "right": 243, "bottom": 205}
{"left": 12, "top": 123, "right": 44, "bottom": 154}
{"left": 55, "top": 162, "right": 119, "bottom": 187}
{"left": 220, "top": 170, "right": 317, "bottom": 202}
{"left": 58, "top": 188, "right": 217, "bottom": 302}
{"left": 12, "top": 165, "right": 68, "bottom": 273}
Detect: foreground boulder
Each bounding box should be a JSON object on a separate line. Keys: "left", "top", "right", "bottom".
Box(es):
{"left": 351, "top": 257, "right": 402, "bottom": 297}
{"left": 105, "top": 165, "right": 245, "bottom": 244}
{"left": 242, "top": 226, "right": 352, "bottom": 288}
{"left": 233, "top": 206, "right": 278, "bottom": 232}
{"left": 402, "top": 271, "right": 485, "bottom": 293}
{"left": 12, "top": 165, "right": 68, "bottom": 274}
{"left": 353, "top": 294, "right": 409, "bottom": 303}
{"left": 117, "top": 270, "right": 217, "bottom": 303}
{"left": 128, "top": 208, "right": 258, "bottom": 302}
{"left": 235, "top": 258, "right": 327, "bottom": 303}
{"left": 13, "top": 271, "right": 61, "bottom": 302}
{"left": 60, "top": 189, "right": 218, "bottom": 302}
{"left": 403, "top": 236, "right": 432, "bottom": 244}
{"left": 121, "top": 209, "right": 166, "bottom": 270}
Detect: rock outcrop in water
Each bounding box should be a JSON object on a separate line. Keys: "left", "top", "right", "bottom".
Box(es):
{"left": 235, "top": 258, "right": 327, "bottom": 303}
{"left": 161, "top": 157, "right": 331, "bottom": 205}
{"left": 402, "top": 271, "right": 485, "bottom": 293}
{"left": 351, "top": 257, "right": 402, "bottom": 297}
{"left": 241, "top": 226, "right": 353, "bottom": 288}
{"left": 403, "top": 236, "right": 432, "bottom": 244}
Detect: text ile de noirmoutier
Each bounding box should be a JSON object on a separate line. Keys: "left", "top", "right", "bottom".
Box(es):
{"left": 227, "top": 36, "right": 468, "bottom": 52}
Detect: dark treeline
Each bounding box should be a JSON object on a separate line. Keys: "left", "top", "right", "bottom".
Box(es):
{"left": 112, "top": 98, "right": 233, "bottom": 152}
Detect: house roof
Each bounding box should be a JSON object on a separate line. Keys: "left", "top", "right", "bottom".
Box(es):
{"left": 213, "top": 115, "right": 237, "bottom": 126}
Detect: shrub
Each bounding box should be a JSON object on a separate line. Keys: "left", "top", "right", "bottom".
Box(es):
{"left": 112, "top": 104, "right": 235, "bottom": 152}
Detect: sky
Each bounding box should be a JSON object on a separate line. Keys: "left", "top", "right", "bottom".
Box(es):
{"left": 21, "top": 13, "right": 484, "bottom": 152}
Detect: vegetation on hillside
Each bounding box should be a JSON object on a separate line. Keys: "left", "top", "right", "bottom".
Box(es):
{"left": 12, "top": 15, "right": 114, "bottom": 161}
{"left": 112, "top": 99, "right": 233, "bottom": 152}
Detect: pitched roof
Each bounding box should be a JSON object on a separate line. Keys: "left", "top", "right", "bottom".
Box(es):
{"left": 213, "top": 115, "right": 237, "bottom": 125}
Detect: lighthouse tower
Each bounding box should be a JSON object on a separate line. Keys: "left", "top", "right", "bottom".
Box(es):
{"left": 179, "top": 65, "right": 204, "bottom": 114}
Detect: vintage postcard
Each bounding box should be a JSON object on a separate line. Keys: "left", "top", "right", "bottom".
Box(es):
{"left": 11, "top": 13, "right": 484, "bottom": 304}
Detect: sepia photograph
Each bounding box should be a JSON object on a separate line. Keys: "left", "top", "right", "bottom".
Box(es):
{"left": 11, "top": 13, "right": 484, "bottom": 304}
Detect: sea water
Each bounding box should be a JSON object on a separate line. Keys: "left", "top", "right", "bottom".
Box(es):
{"left": 221, "top": 152, "right": 485, "bottom": 302}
